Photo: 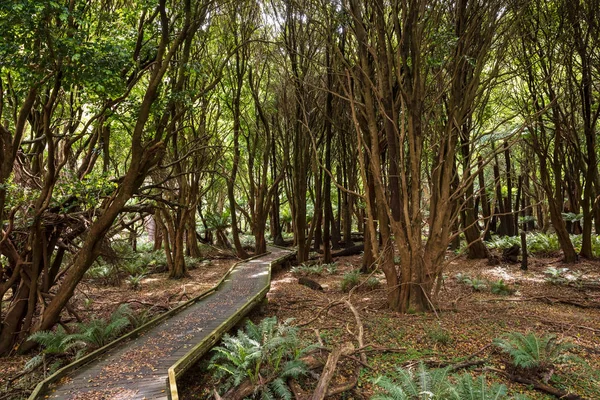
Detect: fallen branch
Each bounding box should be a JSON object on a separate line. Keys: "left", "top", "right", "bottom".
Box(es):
{"left": 476, "top": 296, "right": 600, "bottom": 309}
{"left": 423, "top": 359, "right": 486, "bottom": 371}
{"left": 486, "top": 367, "right": 584, "bottom": 400}
{"left": 296, "top": 300, "right": 343, "bottom": 327}
{"left": 311, "top": 346, "right": 343, "bottom": 400}
{"left": 344, "top": 300, "right": 367, "bottom": 364}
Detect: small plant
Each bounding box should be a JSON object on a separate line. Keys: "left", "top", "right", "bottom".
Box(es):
{"left": 120, "top": 304, "right": 156, "bottom": 329}
{"left": 455, "top": 273, "right": 486, "bottom": 291}
{"left": 324, "top": 262, "right": 338, "bottom": 274}
{"left": 454, "top": 273, "right": 471, "bottom": 284}
{"left": 448, "top": 374, "right": 513, "bottom": 400}
{"left": 27, "top": 326, "right": 73, "bottom": 374}
{"left": 426, "top": 325, "right": 452, "bottom": 345}
{"left": 126, "top": 273, "right": 146, "bottom": 290}
{"left": 209, "top": 317, "right": 314, "bottom": 398}
{"left": 372, "top": 364, "right": 527, "bottom": 400}
{"left": 372, "top": 363, "right": 453, "bottom": 399}
{"left": 494, "top": 332, "right": 575, "bottom": 373}
{"left": 491, "top": 279, "right": 515, "bottom": 295}
{"left": 365, "top": 277, "right": 381, "bottom": 290}
{"left": 291, "top": 263, "right": 323, "bottom": 275}
{"left": 544, "top": 267, "right": 569, "bottom": 285}
{"left": 341, "top": 270, "right": 361, "bottom": 292}
{"left": 292, "top": 262, "right": 338, "bottom": 276}
{"left": 83, "top": 297, "right": 94, "bottom": 310}
{"left": 85, "top": 264, "right": 119, "bottom": 285}
{"left": 63, "top": 305, "right": 131, "bottom": 357}
{"left": 467, "top": 277, "right": 487, "bottom": 291}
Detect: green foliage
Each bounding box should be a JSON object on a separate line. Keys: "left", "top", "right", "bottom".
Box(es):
{"left": 28, "top": 326, "right": 72, "bottom": 356}
{"left": 126, "top": 274, "right": 146, "bottom": 290}
{"left": 365, "top": 277, "right": 381, "bottom": 290}
{"left": 425, "top": 326, "right": 452, "bottom": 345}
{"left": 206, "top": 212, "right": 231, "bottom": 231}
{"left": 544, "top": 267, "right": 570, "bottom": 285}
{"left": 562, "top": 213, "right": 583, "bottom": 223}
{"left": 53, "top": 172, "right": 118, "bottom": 212}
{"left": 372, "top": 363, "right": 453, "bottom": 399}
{"left": 455, "top": 274, "right": 486, "bottom": 291}
{"left": 209, "top": 317, "right": 314, "bottom": 398}
{"left": 372, "top": 364, "right": 526, "bottom": 400}
{"left": 291, "top": 262, "right": 337, "bottom": 276}
{"left": 483, "top": 233, "right": 600, "bottom": 256}
{"left": 324, "top": 262, "right": 338, "bottom": 274}
{"left": 494, "top": 332, "right": 575, "bottom": 371}
{"left": 120, "top": 306, "right": 156, "bottom": 329}
{"left": 27, "top": 305, "right": 133, "bottom": 372}
{"left": 526, "top": 233, "right": 560, "bottom": 254}
{"left": 448, "top": 374, "right": 511, "bottom": 400}
{"left": 85, "top": 264, "right": 119, "bottom": 285}
{"left": 341, "top": 270, "right": 361, "bottom": 292}
{"left": 468, "top": 278, "right": 487, "bottom": 292}
{"left": 64, "top": 305, "right": 131, "bottom": 356}
{"left": 490, "top": 280, "right": 515, "bottom": 296}
{"left": 486, "top": 233, "right": 560, "bottom": 254}
{"left": 454, "top": 273, "right": 471, "bottom": 284}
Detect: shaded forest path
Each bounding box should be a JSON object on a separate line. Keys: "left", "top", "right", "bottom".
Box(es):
{"left": 38, "top": 246, "right": 295, "bottom": 400}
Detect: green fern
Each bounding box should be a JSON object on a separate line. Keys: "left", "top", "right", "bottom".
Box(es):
{"left": 120, "top": 304, "right": 156, "bottom": 328}
{"left": 448, "top": 374, "right": 509, "bottom": 400}
{"left": 372, "top": 363, "right": 452, "bottom": 399}
{"left": 63, "top": 305, "right": 130, "bottom": 357}
{"left": 372, "top": 364, "right": 528, "bottom": 400}
{"left": 341, "top": 270, "right": 361, "bottom": 292}
{"left": 494, "top": 332, "right": 574, "bottom": 371}
{"left": 491, "top": 280, "right": 514, "bottom": 295}
{"left": 28, "top": 326, "right": 71, "bottom": 355}
{"left": 209, "top": 317, "right": 313, "bottom": 397}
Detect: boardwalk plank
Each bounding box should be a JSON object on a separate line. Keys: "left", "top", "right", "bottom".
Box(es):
{"left": 40, "top": 246, "right": 293, "bottom": 400}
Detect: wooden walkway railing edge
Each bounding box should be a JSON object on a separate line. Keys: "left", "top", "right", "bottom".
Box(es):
{"left": 167, "top": 249, "right": 295, "bottom": 400}
{"left": 28, "top": 251, "right": 276, "bottom": 400}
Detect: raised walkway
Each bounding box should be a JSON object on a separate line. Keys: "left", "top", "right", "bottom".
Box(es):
{"left": 32, "top": 246, "right": 294, "bottom": 400}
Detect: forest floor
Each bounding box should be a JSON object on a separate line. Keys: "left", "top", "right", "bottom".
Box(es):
{"left": 2, "top": 250, "right": 599, "bottom": 400}
{"left": 180, "top": 251, "right": 600, "bottom": 400}
{"left": 0, "top": 257, "right": 236, "bottom": 400}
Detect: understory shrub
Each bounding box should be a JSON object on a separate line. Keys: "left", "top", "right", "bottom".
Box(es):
{"left": 486, "top": 233, "right": 600, "bottom": 257}
{"left": 425, "top": 325, "right": 452, "bottom": 345}
{"left": 209, "top": 317, "right": 315, "bottom": 399}
{"left": 372, "top": 363, "right": 526, "bottom": 400}
{"left": 491, "top": 279, "right": 515, "bottom": 295}
{"left": 494, "top": 332, "right": 575, "bottom": 372}
{"left": 455, "top": 274, "right": 486, "bottom": 291}
{"left": 291, "top": 262, "right": 337, "bottom": 276}
{"left": 341, "top": 270, "right": 361, "bottom": 292}
{"left": 27, "top": 304, "right": 134, "bottom": 373}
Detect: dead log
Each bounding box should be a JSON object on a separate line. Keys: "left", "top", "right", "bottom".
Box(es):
{"left": 298, "top": 277, "right": 323, "bottom": 291}
{"left": 502, "top": 244, "right": 520, "bottom": 263}
{"left": 332, "top": 245, "right": 363, "bottom": 258}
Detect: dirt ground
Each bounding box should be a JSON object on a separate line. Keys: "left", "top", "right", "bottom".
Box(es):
{"left": 180, "top": 252, "right": 600, "bottom": 400}
{"left": 0, "top": 258, "right": 236, "bottom": 400}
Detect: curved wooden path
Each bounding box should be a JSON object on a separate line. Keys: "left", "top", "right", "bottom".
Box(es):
{"left": 35, "top": 246, "right": 294, "bottom": 400}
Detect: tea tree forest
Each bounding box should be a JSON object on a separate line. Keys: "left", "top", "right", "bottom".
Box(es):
{"left": 1, "top": 0, "right": 599, "bottom": 399}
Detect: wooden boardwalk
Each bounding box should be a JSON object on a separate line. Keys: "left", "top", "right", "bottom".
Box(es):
{"left": 39, "top": 246, "right": 294, "bottom": 400}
